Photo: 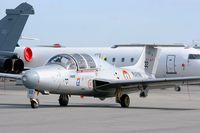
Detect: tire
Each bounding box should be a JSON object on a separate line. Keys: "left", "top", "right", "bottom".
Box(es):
{"left": 31, "top": 99, "right": 39, "bottom": 108}
{"left": 120, "top": 94, "right": 130, "bottom": 108}
{"left": 175, "top": 86, "right": 181, "bottom": 92}
{"left": 59, "top": 94, "right": 69, "bottom": 106}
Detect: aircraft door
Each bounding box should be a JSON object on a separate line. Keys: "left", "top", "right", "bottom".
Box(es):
{"left": 166, "top": 55, "right": 176, "bottom": 74}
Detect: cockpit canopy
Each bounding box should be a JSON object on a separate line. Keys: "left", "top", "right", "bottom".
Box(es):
{"left": 47, "top": 54, "right": 96, "bottom": 70}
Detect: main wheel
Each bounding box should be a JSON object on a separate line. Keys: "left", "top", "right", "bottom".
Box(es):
{"left": 175, "top": 86, "right": 181, "bottom": 92}
{"left": 31, "top": 99, "right": 39, "bottom": 109}
{"left": 120, "top": 94, "right": 130, "bottom": 108}
{"left": 59, "top": 94, "right": 69, "bottom": 106}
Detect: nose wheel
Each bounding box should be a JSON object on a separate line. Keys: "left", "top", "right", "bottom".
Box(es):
{"left": 27, "top": 89, "right": 40, "bottom": 109}
{"left": 30, "top": 99, "right": 39, "bottom": 108}
{"left": 59, "top": 94, "right": 69, "bottom": 106}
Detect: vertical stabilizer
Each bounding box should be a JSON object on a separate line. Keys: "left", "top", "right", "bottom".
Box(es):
{"left": 144, "top": 46, "right": 161, "bottom": 75}
{"left": 125, "top": 46, "right": 161, "bottom": 76}
{"left": 0, "top": 2, "right": 34, "bottom": 52}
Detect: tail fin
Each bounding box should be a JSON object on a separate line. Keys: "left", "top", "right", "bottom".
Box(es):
{"left": 126, "top": 46, "right": 161, "bottom": 77}
{"left": 0, "top": 2, "right": 34, "bottom": 52}
{"left": 144, "top": 46, "right": 161, "bottom": 75}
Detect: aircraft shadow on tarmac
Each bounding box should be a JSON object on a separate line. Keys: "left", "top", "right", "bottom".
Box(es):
{"left": 0, "top": 103, "right": 198, "bottom": 111}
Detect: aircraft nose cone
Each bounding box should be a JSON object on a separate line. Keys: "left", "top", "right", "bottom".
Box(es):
{"left": 22, "top": 70, "right": 39, "bottom": 89}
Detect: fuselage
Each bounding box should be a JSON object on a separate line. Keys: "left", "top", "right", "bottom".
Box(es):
{"left": 22, "top": 53, "right": 148, "bottom": 97}
{"left": 15, "top": 46, "right": 200, "bottom": 78}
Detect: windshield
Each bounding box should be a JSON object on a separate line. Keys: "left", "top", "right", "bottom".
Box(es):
{"left": 48, "top": 54, "right": 76, "bottom": 70}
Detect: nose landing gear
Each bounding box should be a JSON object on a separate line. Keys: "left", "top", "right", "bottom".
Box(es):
{"left": 30, "top": 98, "right": 39, "bottom": 108}
{"left": 27, "top": 89, "right": 40, "bottom": 109}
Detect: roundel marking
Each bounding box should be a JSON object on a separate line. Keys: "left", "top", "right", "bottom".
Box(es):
{"left": 122, "top": 70, "right": 131, "bottom": 80}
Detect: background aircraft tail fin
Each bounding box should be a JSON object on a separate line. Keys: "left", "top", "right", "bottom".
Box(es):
{"left": 126, "top": 46, "right": 161, "bottom": 77}
{"left": 144, "top": 46, "right": 161, "bottom": 76}
{"left": 0, "top": 2, "right": 34, "bottom": 52}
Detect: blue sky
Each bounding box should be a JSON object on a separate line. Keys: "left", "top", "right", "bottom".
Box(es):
{"left": 0, "top": 0, "right": 200, "bottom": 47}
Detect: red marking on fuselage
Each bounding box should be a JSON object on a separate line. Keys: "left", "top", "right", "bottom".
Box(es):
{"left": 53, "top": 43, "right": 61, "bottom": 48}
{"left": 24, "top": 47, "right": 33, "bottom": 62}
{"left": 122, "top": 70, "right": 131, "bottom": 80}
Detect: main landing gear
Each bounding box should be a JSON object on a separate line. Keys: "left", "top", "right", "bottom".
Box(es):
{"left": 175, "top": 86, "right": 181, "bottom": 92}
{"left": 119, "top": 94, "right": 130, "bottom": 108}
{"left": 115, "top": 89, "right": 130, "bottom": 108}
{"left": 59, "top": 94, "right": 69, "bottom": 106}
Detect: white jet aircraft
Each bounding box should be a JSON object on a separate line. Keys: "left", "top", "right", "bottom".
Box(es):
{"left": 14, "top": 44, "right": 200, "bottom": 79}
{"left": 1, "top": 45, "right": 200, "bottom": 108}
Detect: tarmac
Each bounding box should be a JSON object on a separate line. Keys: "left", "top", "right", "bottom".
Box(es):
{"left": 0, "top": 81, "right": 200, "bottom": 133}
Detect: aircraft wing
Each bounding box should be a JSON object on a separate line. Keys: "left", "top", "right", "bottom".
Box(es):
{"left": 0, "top": 73, "right": 22, "bottom": 80}
{"left": 93, "top": 76, "right": 200, "bottom": 93}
